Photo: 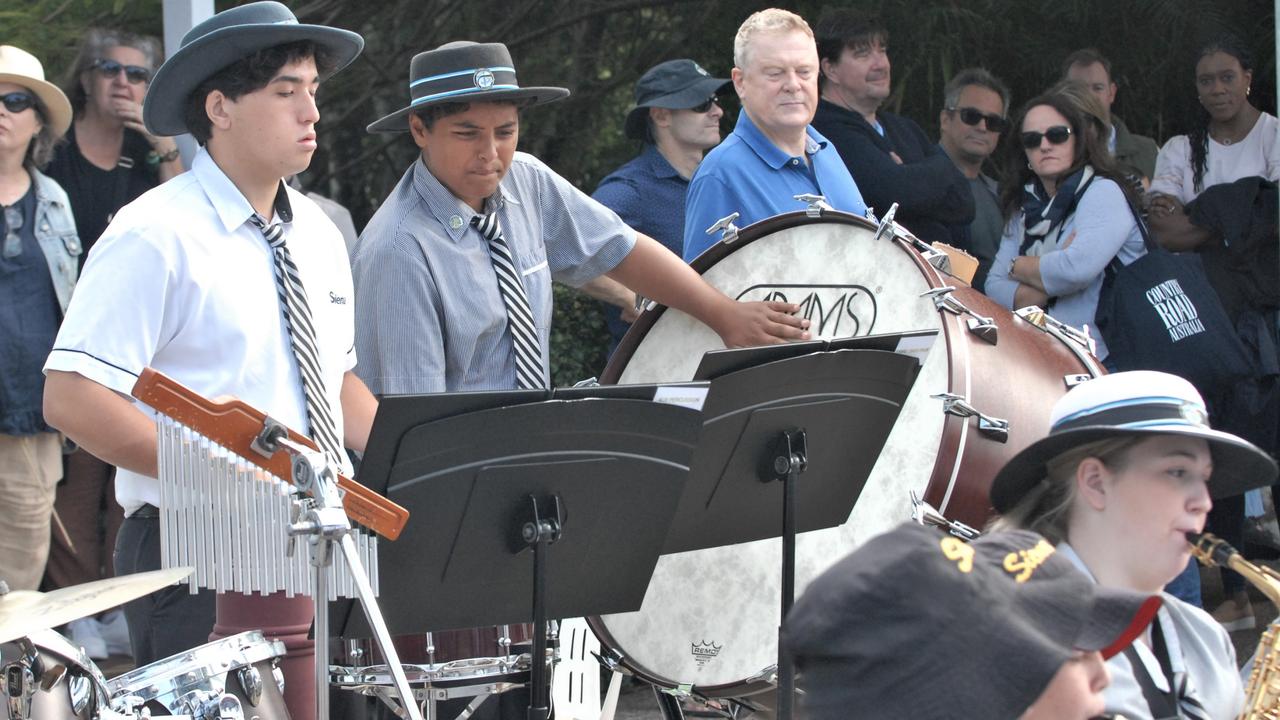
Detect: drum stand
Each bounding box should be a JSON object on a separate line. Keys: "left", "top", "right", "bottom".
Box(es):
{"left": 257, "top": 423, "right": 425, "bottom": 720}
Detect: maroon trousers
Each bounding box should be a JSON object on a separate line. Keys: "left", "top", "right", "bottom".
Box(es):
{"left": 43, "top": 449, "right": 123, "bottom": 591}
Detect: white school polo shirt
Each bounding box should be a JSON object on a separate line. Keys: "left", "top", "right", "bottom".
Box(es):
{"left": 45, "top": 148, "right": 356, "bottom": 514}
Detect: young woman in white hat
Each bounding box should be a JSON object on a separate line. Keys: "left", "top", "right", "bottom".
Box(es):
{"left": 0, "top": 44, "right": 77, "bottom": 593}
{"left": 991, "top": 370, "right": 1278, "bottom": 719}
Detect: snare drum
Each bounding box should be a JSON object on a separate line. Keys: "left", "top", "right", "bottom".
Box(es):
{"left": 1, "top": 629, "right": 111, "bottom": 719}
{"left": 589, "top": 211, "right": 1102, "bottom": 697}
{"left": 331, "top": 625, "right": 536, "bottom": 703}
{"left": 107, "top": 631, "right": 286, "bottom": 719}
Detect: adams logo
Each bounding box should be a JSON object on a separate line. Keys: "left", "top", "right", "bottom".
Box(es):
{"left": 691, "top": 640, "right": 722, "bottom": 668}
{"left": 734, "top": 283, "right": 877, "bottom": 339}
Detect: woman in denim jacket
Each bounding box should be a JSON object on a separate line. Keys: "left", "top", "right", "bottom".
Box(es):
{"left": 0, "top": 44, "right": 79, "bottom": 591}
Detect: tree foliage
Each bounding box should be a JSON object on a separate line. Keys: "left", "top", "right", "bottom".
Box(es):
{"left": 6, "top": 0, "right": 1275, "bottom": 383}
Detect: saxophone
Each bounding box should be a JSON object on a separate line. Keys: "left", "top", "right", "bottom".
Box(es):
{"left": 1188, "top": 531, "right": 1280, "bottom": 719}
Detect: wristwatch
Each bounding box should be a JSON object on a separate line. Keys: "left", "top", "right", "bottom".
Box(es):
{"left": 147, "top": 147, "right": 181, "bottom": 165}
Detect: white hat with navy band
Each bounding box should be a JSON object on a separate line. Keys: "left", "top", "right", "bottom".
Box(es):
{"left": 367, "top": 41, "right": 568, "bottom": 133}
{"left": 990, "top": 370, "right": 1277, "bottom": 513}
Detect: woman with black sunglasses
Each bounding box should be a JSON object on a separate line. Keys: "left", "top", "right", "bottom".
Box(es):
{"left": 0, "top": 45, "right": 79, "bottom": 594}
{"left": 983, "top": 85, "right": 1145, "bottom": 367}
{"left": 47, "top": 28, "right": 180, "bottom": 270}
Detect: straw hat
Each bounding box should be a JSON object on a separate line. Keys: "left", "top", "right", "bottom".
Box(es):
{"left": 0, "top": 45, "right": 72, "bottom": 137}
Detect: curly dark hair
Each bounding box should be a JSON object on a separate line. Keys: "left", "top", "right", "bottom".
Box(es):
{"left": 1188, "top": 35, "right": 1255, "bottom": 194}
{"left": 182, "top": 40, "right": 335, "bottom": 145}
{"left": 998, "top": 87, "right": 1137, "bottom": 221}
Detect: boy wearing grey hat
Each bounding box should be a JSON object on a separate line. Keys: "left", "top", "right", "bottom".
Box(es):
{"left": 592, "top": 59, "right": 730, "bottom": 352}
{"left": 43, "top": 3, "right": 372, "bottom": 717}
{"left": 353, "top": 41, "right": 810, "bottom": 398}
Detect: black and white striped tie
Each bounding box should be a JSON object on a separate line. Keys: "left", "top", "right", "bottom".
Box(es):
{"left": 472, "top": 212, "right": 545, "bottom": 390}
{"left": 248, "top": 212, "right": 344, "bottom": 467}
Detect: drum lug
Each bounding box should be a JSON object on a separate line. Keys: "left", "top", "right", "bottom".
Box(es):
{"left": 745, "top": 664, "right": 777, "bottom": 686}
{"left": 1015, "top": 306, "right": 1097, "bottom": 356}
{"left": 872, "top": 203, "right": 899, "bottom": 243}
{"left": 270, "top": 657, "right": 285, "bottom": 696}
{"left": 933, "top": 392, "right": 1009, "bottom": 442}
{"left": 237, "top": 664, "right": 263, "bottom": 706}
{"left": 2, "top": 662, "right": 34, "bottom": 720}
{"left": 705, "top": 213, "right": 740, "bottom": 245}
{"left": 793, "top": 193, "right": 832, "bottom": 217}
{"left": 1064, "top": 373, "right": 1093, "bottom": 388}
{"left": 591, "top": 648, "right": 630, "bottom": 675}
{"left": 921, "top": 287, "right": 998, "bottom": 345}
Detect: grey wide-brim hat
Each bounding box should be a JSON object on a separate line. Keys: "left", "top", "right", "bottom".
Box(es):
{"left": 990, "top": 370, "right": 1278, "bottom": 514}
{"left": 143, "top": 1, "right": 364, "bottom": 137}
{"left": 623, "top": 59, "right": 729, "bottom": 140}
{"left": 368, "top": 41, "right": 568, "bottom": 133}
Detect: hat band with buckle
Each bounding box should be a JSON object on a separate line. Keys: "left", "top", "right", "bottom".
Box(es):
{"left": 1051, "top": 396, "right": 1210, "bottom": 435}
{"left": 410, "top": 65, "right": 519, "bottom": 107}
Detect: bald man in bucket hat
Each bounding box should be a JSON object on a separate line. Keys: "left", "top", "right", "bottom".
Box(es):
{"left": 352, "top": 42, "right": 811, "bottom": 400}
{"left": 43, "top": 3, "right": 374, "bottom": 717}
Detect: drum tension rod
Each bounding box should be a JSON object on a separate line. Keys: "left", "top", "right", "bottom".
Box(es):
{"left": 706, "top": 212, "right": 740, "bottom": 245}
{"left": 872, "top": 203, "right": 899, "bottom": 243}
{"left": 920, "top": 287, "right": 998, "bottom": 345}
{"left": 793, "top": 193, "right": 832, "bottom": 217}
{"left": 932, "top": 392, "right": 1009, "bottom": 442}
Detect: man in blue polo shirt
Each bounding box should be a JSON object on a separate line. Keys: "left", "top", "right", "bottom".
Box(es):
{"left": 683, "top": 8, "right": 866, "bottom": 262}
{"left": 593, "top": 58, "right": 729, "bottom": 350}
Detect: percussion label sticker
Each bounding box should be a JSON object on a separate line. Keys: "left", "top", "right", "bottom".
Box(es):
{"left": 691, "top": 640, "right": 722, "bottom": 668}
{"left": 653, "top": 385, "right": 708, "bottom": 411}
{"left": 734, "top": 284, "right": 877, "bottom": 339}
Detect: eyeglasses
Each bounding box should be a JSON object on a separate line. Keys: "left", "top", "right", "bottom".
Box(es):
{"left": 1020, "top": 125, "right": 1073, "bottom": 149}
{"left": 689, "top": 96, "right": 721, "bottom": 113}
{"left": 91, "top": 58, "right": 152, "bottom": 85}
{"left": 3, "top": 206, "right": 23, "bottom": 259}
{"left": 948, "top": 106, "right": 1009, "bottom": 133}
{"left": 0, "top": 92, "right": 35, "bottom": 114}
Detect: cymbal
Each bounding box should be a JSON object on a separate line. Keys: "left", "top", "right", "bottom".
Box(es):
{"left": 0, "top": 568, "right": 191, "bottom": 644}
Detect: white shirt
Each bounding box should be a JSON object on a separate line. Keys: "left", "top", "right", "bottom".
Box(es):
{"left": 1057, "top": 544, "right": 1243, "bottom": 720}
{"left": 45, "top": 148, "right": 356, "bottom": 513}
{"left": 1149, "top": 112, "right": 1280, "bottom": 203}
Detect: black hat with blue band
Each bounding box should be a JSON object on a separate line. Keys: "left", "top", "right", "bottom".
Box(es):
{"left": 367, "top": 41, "right": 569, "bottom": 133}
{"left": 143, "top": 1, "right": 364, "bottom": 137}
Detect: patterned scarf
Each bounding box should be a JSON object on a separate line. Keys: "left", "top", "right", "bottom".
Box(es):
{"left": 1019, "top": 164, "right": 1096, "bottom": 256}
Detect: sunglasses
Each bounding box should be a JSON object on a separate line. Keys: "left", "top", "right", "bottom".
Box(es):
{"left": 91, "top": 58, "right": 151, "bottom": 85}
{"left": 689, "top": 96, "right": 721, "bottom": 113}
{"left": 1020, "top": 125, "right": 1073, "bottom": 149}
{"left": 3, "top": 206, "right": 23, "bottom": 259}
{"left": 0, "top": 92, "right": 35, "bottom": 114}
{"left": 949, "top": 106, "right": 1009, "bottom": 133}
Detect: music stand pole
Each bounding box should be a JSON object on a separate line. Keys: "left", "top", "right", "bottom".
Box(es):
{"left": 270, "top": 432, "right": 424, "bottom": 720}
{"left": 767, "top": 429, "right": 806, "bottom": 720}
{"left": 522, "top": 495, "right": 561, "bottom": 720}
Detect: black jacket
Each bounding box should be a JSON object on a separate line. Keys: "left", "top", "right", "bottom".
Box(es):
{"left": 812, "top": 99, "right": 973, "bottom": 246}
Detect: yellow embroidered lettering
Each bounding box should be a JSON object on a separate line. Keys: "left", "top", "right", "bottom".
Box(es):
{"left": 940, "top": 537, "right": 974, "bottom": 573}
{"left": 1003, "top": 540, "right": 1055, "bottom": 583}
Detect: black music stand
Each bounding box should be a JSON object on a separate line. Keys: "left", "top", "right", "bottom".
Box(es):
{"left": 674, "top": 345, "right": 925, "bottom": 720}
{"left": 341, "top": 389, "right": 704, "bottom": 720}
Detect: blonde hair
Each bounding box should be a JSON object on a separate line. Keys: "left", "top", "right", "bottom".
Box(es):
{"left": 734, "top": 8, "right": 814, "bottom": 69}
{"left": 988, "top": 436, "right": 1144, "bottom": 543}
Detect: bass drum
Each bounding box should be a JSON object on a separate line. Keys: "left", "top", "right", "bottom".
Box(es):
{"left": 588, "top": 211, "right": 1102, "bottom": 698}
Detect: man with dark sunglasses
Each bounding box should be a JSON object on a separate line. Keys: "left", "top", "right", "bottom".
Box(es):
{"left": 938, "top": 68, "right": 1010, "bottom": 291}
{"left": 811, "top": 10, "right": 973, "bottom": 248}
{"left": 592, "top": 58, "right": 730, "bottom": 352}
{"left": 1063, "top": 48, "right": 1158, "bottom": 186}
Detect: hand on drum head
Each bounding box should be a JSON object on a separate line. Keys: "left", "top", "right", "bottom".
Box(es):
{"left": 713, "top": 299, "right": 810, "bottom": 347}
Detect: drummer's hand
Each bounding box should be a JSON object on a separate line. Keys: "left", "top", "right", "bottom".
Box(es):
{"left": 715, "top": 300, "right": 810, "bottom": 347}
